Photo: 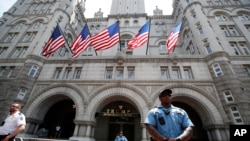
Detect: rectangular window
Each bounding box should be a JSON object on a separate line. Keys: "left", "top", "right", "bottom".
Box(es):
{"left": 116, "top": 67, "right": 124, "bottom": 79}
{"left": 28, "top": 65, "right": 39, "bottom": 77}
{"left": 65, "top": 67, "right": 72, "bottom": 79}
{"left": 205, "top": 44, "right": 212, "bottom": 54}
{"left": 159, "top": 44, "right": 166, "bottom": 51}
{"left": 215, "top": 14, "right": 227, "bottom": 21}
{"left": 244, "top": 65, "right": 250, "bottom": 77}
{"left": 172, "top": 67, "right": 181, "bottom": 79}
{"left": 54, "top": 68, "right": 62, "bottom": 79}
{"left": 7, "top": 66, "right": 15, "bottom": 78}
{"left": 32, "top": 22, "right": 43, "bottom": 28}
{"left": 239, "top": 43, "right": 250, "bottom": 55}
{"left": 0, "top": 47, "right": 8, "bottom": 58}
{"left": 0, "top": 66, "right": 14, "bottom": 78}
{"left": 238, "top": 14, "right": 249, "bottom": 21}
{"left": 105, "top": 67, "right": 113, "bottom": 79}
{"left": 224, "top": 90, "right": 234, "bottom": 103}
{"left": 212, "top": 63, "right": 223, "bottom": 77}
{"left": 22, "top": 32, "right": 37, "bottom": 42}
{"left": 228, "top": 26, "right": 239, "bottom": 36}
{"left": 183, "top": 67, "right": 193, "bottom": 79}
{"left": 15, "top": 23, "right": 24, "bottom": 29}
{"left": 74, "top": 68, "right": 82, "bottom": 79}
{"left": 220, "top": 26, "right": 229, "bottom": 36}
{"left": 4, "top": 33, "right": 17, "bottom": 42}
{"left": 12, "top": 46, "right": 28, "bottom": 58}
{"left": 196, "top": 23, "right": 204, "bottom": 34}
{"left": 245, "top": 25, "right": 250, "bottom": 32}
{"left": 17, "top": 88, "right": 27, "bottom": 100}
{"left": 120, "top": 40, "right": 126, "bottom": 50}
{"left": 161, "top": 66, "right": 169, "bottom": 79}
{"left": 203, "top": 39, "right": 212, "bottom": 54}
{"left": 230, "top": 106, "right": 244, "bottom": 124}
{"left": 230, "top": 42, "right": 240, "bottom": 55}
{"left": 0, "top": 66, "right": 6, "bottom": 76}
{"left": 220, "top": 25, "right": 239, "bottom": 36}
{"left": 127, "top": 66, "right": 135, "bottom": 79}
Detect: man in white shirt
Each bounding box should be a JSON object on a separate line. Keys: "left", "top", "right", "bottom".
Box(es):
{"left": 0, "top": 102, "right": 26, "bottom": 141}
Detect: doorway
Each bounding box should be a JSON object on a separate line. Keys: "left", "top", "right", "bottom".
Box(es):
{"left": 38, "top": 100, "right": 76, "bottom": 139}
{"left": 94, "top": 101, "right": 140, "bottom": 141}
{"left": 173, "top": 102, "right": 209, "bottom": 141}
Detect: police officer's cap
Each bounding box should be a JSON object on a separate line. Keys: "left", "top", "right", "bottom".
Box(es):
{"left": 159, "top": 89, "right": 172, "bottom": 97}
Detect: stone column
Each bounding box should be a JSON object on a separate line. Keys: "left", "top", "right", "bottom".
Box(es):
{"left": 215, "top": 129, "right": 222, "bottom": 141}
{"left": 141, "top": 123, "right": 148, "bottom": 141}
{"left": 73, "top": 124, "right": 79, "bottom": 136}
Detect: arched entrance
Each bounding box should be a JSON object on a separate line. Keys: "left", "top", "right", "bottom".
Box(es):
{"left": 38, "top": 100, "right": 76, "bottom": 139}
{"left": 94, "top": 101, "right": 141, "bottom": 141}
{"left": 172, "top": 102, "right": 209, "bottom": 141}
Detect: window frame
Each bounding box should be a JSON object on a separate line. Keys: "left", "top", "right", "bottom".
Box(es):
{"left": 28, "top": 65, "right": 39, "bottom": 77}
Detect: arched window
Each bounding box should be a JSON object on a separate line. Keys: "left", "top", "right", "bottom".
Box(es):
{"left": 215, "top": 14, "right": 227, "bottom": 22}
{"left": 159, "top": 41, "right": 166, "bottom": 51}
{"left": 124, "top": 20, "right": 129, "bottom": 26}
{"left": 32, "top": 21, "right": 43, "bottom": 28}
{"left": 120, "top": 35, "right": 132, "bottom": 51}
{"left": 90, "top": 25, "right": 94, "bottom": 30}
{"left": 133, "top": 20, "right": 138, "bottom": 26}
{"left": 95, "top": 24, "right": 100, "bottom": 30}
{"left": 15, "top": 23, "right": 25, "bottom": 29}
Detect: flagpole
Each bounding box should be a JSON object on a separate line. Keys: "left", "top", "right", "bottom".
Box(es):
{"left": 56, "top": 23, "right": 73, "bottom": 54}
{"left": 117, "top": 20, "right": 121, "bottom": 52}
{"left": 83, "top": 20, "right": 97, "bottom": 56}
{"left": 146, "top": 18, "right": 151, "bottom": 55}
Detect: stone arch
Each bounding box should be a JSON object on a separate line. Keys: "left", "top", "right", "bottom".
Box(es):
{"left": 30, "top": 17, "right": 49, "bottom": 24}
{"left": 151, "top": 84, "right": 225, "bottom": 126}
{"left": 120, "top": 32, "right": 134, "bottom": 38}
{"left": 10, "top": 18, "right": 29, "bottom": 25}
{"left": 207, "top": 9, "right": 231, "bottom": 17}
{"left": 24, "top": 85, "right": 87, "bottom": 121}
{"left": 235, "top": 9, "right": 250, "bottom": 16}
{"left": 153, "top": 38, "right": 167, "bottom": 46}
{"left": 85, "top": 86, "right": 149, "bottom": 123}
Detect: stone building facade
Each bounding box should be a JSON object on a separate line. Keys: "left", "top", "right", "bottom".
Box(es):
{"left": 0, "top": 0, "right": 250, "bottom": 141}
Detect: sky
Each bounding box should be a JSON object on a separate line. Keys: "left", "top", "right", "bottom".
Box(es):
{"left": 0, "top": 0, "right": 173, "bottom": 18}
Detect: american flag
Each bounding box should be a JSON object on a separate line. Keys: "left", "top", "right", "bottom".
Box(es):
{"left": 42, "top": 24, "right": 66, "bottom": 57}
{"left": 91, "top": 21, "right": 119, "bottom": 51}
{"left": 128, "top": 21, "right": 150, "bottom": 49}
{"left": 166, "top": 22, "right": 182, "bottom": 54}
{"left": 70, "top": 24, "right": 91, "bottom": 58}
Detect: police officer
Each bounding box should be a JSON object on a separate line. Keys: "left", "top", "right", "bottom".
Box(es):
{"left": 0, "top": 102, "right": 26, "bottom": 141}
{"left": 144, "top": 89, "right": 194, "bottom": 141}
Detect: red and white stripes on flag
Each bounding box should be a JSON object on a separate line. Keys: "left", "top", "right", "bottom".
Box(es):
{"left": 91, "top": 21, "right": 119, "bottom": 51}
{"left": 166, "top": 22, "right": 182, "bottom": 54}
{"left": 127, "top": 21, "right": 150, "bottom": 49}
{"left": 70, "top": 24, "right": 91, "bottom": 58}
{"left": 42, "top": 24, "right": 66, "bottom": 57}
